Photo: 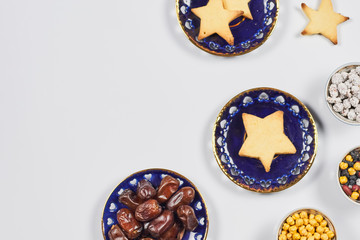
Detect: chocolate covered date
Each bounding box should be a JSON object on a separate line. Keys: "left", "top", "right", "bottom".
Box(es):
{"left": 166, "top": 187, "right": 195, "bottom": 211}
{"left": 137, "top": 180, "right": 157, "bottom": 200}
{"left": 117, "top": 208, "right": 143, "bottom": 239}
{"left": 176, "top": 205, "right": 199, "bottom": 231}
{"left": 148, "top": 210, "right": 175, "bottom": 238}
{"left": 156, "top": 176, "right": 180, "bottom": 204}
{"left": 119, "top": 189, "right": 142, "bottom": 210}
{"left": 108, "top": 224, "right": 129, "bottom": 240}
{"left": 135, "top": 199, "right": 162, "bottom": 222}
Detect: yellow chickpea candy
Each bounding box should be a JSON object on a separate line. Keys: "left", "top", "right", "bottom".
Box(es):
{"left": 320, "top": 220, "right": 327, "bottom": 227}
{"left": 346, "top": 154, "right": 353, "bottom": 161}
{"left": 279, "top": 234, "right": 287, "bottom": 240}
{"left": 296, "top": 218, "right": 304, "bottom": 227}
{"left": 289, "top": 225, "right": 298, "bottom": 234}
{"left": 314, "top": 232, "right": 321, "bottom": 240}
{"left": 293, "top": 213, "right": 300, "bottom": 220}
{"left": 299, "top": 225, "right": 305, "bottom": 232}
{"left": 306, "top": 224, "right": 315, "bottom": 233}
{"left": 286, "top": 233, "right": 292, "bottom": 239}
{"left": 323, "top": 227, "right": 329, "bottom": 233}
{"left": 287, "top": 216, "right": 295, "bottom": 225}
{"left": 354, "top": 162, "right": 360, "bottom": 171}
{"left": 339, "top": 176, "right": 348, "bottom": 184}
{"left": 327, "top": 231, "right": 335, "bottom": 238}
{"left": 283, "top": 223, "right": 290, "bottom": 231}
{"left": 309, "top": 214, "right": 315, "bottom": 219}
{"left": 300, "top": 228, "right": 307, "bottom": 236}
{"left": 316, "top": 226, "right": 325, "bottom": 234}
{"left": 339, "top": 161, "right": 348, "bottom": 170}
{"left": 310, "top": 219, "right": 319, "bottom": 227}
{"left": 307, "top": 232, "right": 313, "bottom": 238}
{"left": 315, "top": 214, "right": 324, "bottom": 223}
{"left": 304, "top": 218, "right": 309, "bottom": 225}
{"left": 300, "top": 211, "right": 308, "bottom": 219}
{"left": 348, "top": 167, "right": 356, "bottom": 176}
{"left": 293, "top": 233, "right": 301, "bottom": 240}
{"left": 282, "top": 230, "right": 287, "bottom": 235}
{"left": 321, "top": 233, "right": 329, "bottom": 240}
{"left": 351, "top": 191, "right": 360, "bottom": 200}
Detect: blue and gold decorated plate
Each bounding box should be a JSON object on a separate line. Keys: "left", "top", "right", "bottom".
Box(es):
{"left": 213, "top": 88, "right": 317, "bottom": 193}
{"left": 102, "top": 168, "right": 209, "bottom": 240}
{"left": 176, "top": 0, "right": 278, "bottom": 56}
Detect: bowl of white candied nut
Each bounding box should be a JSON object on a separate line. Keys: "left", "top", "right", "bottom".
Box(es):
{"left": 326, "top": 63, "right": 360, "bottom": 125}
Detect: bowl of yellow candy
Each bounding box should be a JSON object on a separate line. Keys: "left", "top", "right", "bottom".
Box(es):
{"left": 278, "top": 208, "right": 336, "bottom": 240}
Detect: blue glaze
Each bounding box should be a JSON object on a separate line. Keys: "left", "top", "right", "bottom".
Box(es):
{"left": 214, "top": 89, "right": 316, "bottom": 192}
{"left": 178, "top": 0, "right": 278, "bottom": 55}
{"left": 102, "top": 169, "right": 208, "bottom": 240}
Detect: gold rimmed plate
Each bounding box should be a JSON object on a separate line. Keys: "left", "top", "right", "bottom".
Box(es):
{"left": 176, "top": 0, "right": 279, "bottom": 56}
{"left": 213, "top": 88, "right": 318, "bottom": 193}
{"left": 101, "top": 168, "right": 209, "bottom": 239}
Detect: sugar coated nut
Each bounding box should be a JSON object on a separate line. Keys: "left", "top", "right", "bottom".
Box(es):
{"left": 339, "top": 176, "right": 348, "bottom": 184}
{"left": 339, "top": 162, "right": 348, "bottom": 170}
{"left": 354, "top": 162, "right": 360, "bottom": 171}
{"left": 351, "top": 191, "right": 359, "bottom": 200}
{"left": 286, "top": 217, "right": 295, "bottom": 225}
{"left": 346, "top": 155, "right": 353, "bottom": 161}
{"left": 348, "top": 167, "right": 356, "bottom": 175}
{"left": 342, "top": 185, "right": 352, "bottom": 196}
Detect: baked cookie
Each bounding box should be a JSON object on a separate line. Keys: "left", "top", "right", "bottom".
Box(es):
{"left": 301, "top": 0, "right": 349, "bottom": 45}
{"left": 191, "top": 0, "right": 243, "bottom": 45}
{"left": 223, "top": 0, "right": 253, "bottom": 20}
{"left": 239, "top": 111, "right": 296, "bottom": 172}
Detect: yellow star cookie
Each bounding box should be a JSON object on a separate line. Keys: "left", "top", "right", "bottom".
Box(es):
{"left": 223, "top": 0, "right": 253, "bottom": 20}
{"left": 191, "top": 0, "right": 243, "bottom": 45}
{"left": 301, "top": 0, "right": 349, "bottom": 45}
{"left": 239, "top": 111, "right": 296, "bottom": 172}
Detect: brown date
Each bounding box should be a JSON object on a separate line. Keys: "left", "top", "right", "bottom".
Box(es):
{"left": 159, "top": 221, "right": 182, "bottom": 240}
{"left": 156, "top": 176, "right": 180, "bottom": 204}
{"left": 119, "top": 189, "right": 142, "bottom": 210}
{"left": 176, "top": 205, "right": 199, "bottom": 231}
{"left": 148, "top": 210, "right": 175, "bottom": 238}
{"left": 108, "top": 224, "right": 129, "bottom": 240}
{"left": 166, "top": 187, "right": 195, "bottom": 211}
{"left": 137, "top": 179, "right": 156, "bottom": 200}
{"left": 117, "top": 208, "right": 143, "bottom": 239}
{"left": 135, "top": 199, "right": 162, "bottom": 222}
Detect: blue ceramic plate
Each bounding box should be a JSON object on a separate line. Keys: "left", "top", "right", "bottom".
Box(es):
{"left": 176, "top": 0, "right": 279, "bottom": 56}
{"left": 213, "top": 88, "right": 317, "bottom": 192}
{"left": 102, "top": 169, "right": 209, "bottom": 239}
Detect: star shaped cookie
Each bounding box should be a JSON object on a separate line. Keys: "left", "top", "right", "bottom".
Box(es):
{"left": 223, "top": 0, "right": 253, "bottom": 20}
{"left": 301, "top": 0, "right": 349, "bottom": 44}
{"left": 238, "top": 111, "right": 296, "bottom": 172}
{"left": 191, "top": 0, "right": 243, "bottom": 45}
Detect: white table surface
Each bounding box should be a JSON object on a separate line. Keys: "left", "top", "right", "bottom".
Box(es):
{"left": 1, "top": 0, "right": 360, "bottom": 239}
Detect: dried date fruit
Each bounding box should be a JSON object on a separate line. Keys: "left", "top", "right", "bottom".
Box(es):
{"left": 108, "top": 224, "right": 129, "bottom": 240}
{"left": 135, "top": 199, "right": 162, "bottom": 222}
{"left": 159, "top": 221, "right": 182, "bottom": 240}
{"left": 177, "top": 205, "right": 199, "bottom": 231}
{"left": 166, "top": 187, "right": 195, "bottom": 211}
{"left": 117, "top": 208, "right": 143, "bottom": 239}
{"left": 137, "top": 180, "right": 157, "bottom": 200}
{"left": 156, "top": 176, "right": 180, "bottom": 204}
{"left": 148, "top": 210, "right": 175, "bottom": 238}
{"left": 119, "top": 189, "right": 142, "bottom": 210}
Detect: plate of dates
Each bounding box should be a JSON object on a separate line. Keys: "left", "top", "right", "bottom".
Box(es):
{"left": 102, "top": 168, "right": 209, "bottom": 240}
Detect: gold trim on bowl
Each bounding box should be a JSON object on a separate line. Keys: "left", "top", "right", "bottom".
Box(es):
{"left": 212, "top": 87, "right": 318, "bottom": 193}
{"left": 101, "top": 168, "right": 209, "bottom": 240}
{"left": 277, "top": 208, "right": 337, "bottom": 240}
{"left": 175, "top": 0, "right": 279, "bottom": 56}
